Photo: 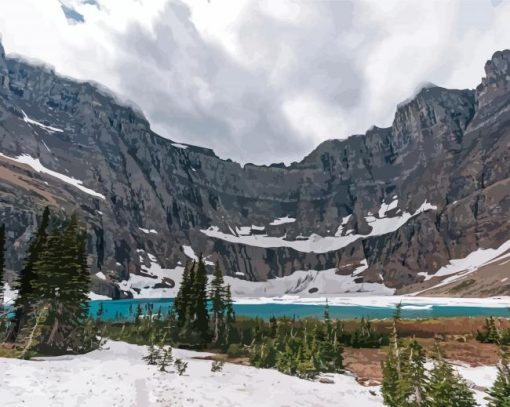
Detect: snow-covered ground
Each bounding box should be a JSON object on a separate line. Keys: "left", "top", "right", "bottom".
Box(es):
{"left": 0, "top": 340, "right": 500, "bottom": 407}
{"left": 0, "top": 341, "right": 383, "bottom": 407}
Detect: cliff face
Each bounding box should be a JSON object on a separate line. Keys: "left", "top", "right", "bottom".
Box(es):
{"left": 0, "top": 41, "right": 509, "bottom": 298}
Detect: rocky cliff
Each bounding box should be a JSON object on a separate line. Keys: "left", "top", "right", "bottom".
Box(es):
{"left": 0, "top": 41, "right": 509, "bottom": 298}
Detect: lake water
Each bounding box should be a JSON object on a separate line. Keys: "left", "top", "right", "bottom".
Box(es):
{"left": 88, "top": 298, "right": 510, "bottom": 321}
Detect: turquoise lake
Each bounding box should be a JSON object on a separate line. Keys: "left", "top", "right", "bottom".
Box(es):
{"left": 88, "top": 298, "right": 510, "bottom": 321}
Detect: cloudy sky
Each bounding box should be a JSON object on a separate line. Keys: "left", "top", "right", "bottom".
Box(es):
{"left": 0, "top": 0, "right": 509, "bottom": 165}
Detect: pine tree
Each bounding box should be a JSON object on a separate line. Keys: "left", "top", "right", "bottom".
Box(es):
{"left": 0, "top": 223, "right": 5, "bottom": 306}
{"left": 402, "top": 339, "right": 427, "bottom": 406}
{"left": 211, "top": 360, "right": 224, "bottom": 372}
{"left": 10, "top": 207, "right": 51, "bottom": 340}
{"left": 210, "top": 261, "right": 225, "bottom": 346}
{"left": 15, "top": 211, "right": 94, "bottom": 354}
{"left": 324, "top": 298, "right": 330, "bottom": 321}
{"left": 158, "top": 346, "right": 173, "bottom": 372}
{"left": 381, "top": 303, "right": 415, "bottom": 407}
{"left": 143, "top": 335, "right": 159, "bottom": 365}
{"left": 381, "top": 320, "right": 403, "bottom": 406}
{"left": 486, "top": 346, "right": 510, "bottom": 407}
{"left": 30, "top": 212, "right": 91, "bottom": 353}
{"left": 190, "top": 256, "right": 209, "bottom": 345}
{"left": 174, "top": 358, "right": 188, "bottom": 375}
{"left": 486, "top": 362, "right": 510, "bottom": 406}
{"left": 174, "top": 260, "right": 195, "bottom": 329}
{"left": 425, "top": 345, "right": 476, "bottom": 407}
{"left": 224, "top": 284, "right": 235, "bottom": 344}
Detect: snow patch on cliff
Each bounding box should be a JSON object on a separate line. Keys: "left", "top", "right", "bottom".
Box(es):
{"left": 139, "top": 227, "right": 158, "bottom": 234}
{"left": 0, "top": 153, "right": 105, "bottom": 199}
{"left": 201, "top": 200, "right": 437, "bottom": 254}
{"left": 181, "top": 245, "right": 215, "bottom": 266}
{"left": 415, "top": 239, "right": 510, "bottom": 293}
{"left": 270, "top": 216, "right": 296, "bottom": 226}
{"left": 22, "top": 110, "right": 64, "bottom": 133}
{"left": 118, "top": 251, "right": 184, "bottom": 298}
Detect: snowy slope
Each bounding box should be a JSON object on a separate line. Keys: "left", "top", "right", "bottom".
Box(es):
{"left": 224, "top": 267, "right": 394, "bottom": 298}
{"left": 201, "top": 200, "right": 437, "bottom": 254}
{"left": 0, "top": 341, "right": 383, "bottom": 407}
{"left": 0, "top": 152, "right": 105, "bottom": 199}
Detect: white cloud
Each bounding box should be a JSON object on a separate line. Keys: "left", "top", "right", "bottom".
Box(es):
{"left": 0, "top": 0, "right": 509, "bottom": 165}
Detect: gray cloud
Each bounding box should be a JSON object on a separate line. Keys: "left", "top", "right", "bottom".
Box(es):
{"left": 2, "top": 0, "right": 510, "bottom": 165}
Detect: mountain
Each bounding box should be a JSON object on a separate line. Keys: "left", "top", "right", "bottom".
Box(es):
{"left": 0, "top": 40, "right": 509, "bottom": 298}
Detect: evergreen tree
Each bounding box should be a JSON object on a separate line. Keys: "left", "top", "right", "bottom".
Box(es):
{"left": 381, "top": 317, "right": 403, "bottom": 406}
{"left": 211, "top": 360, "right": 224, "bottom": 372}
{"left": 224, "top": 284, "right": 235, "bottom": 344}
{"left": 15, "top": 211, "right": 93, "bottom": 354}
{"left": 190, "top": 256, "right": 209, "bottom": 345}
{"left": 381, "top": 304, "right": 426, "bottom": 407}
{"left": 31, "top": 213, "right": 91, "bottom": 352}
{"left": 402, "top": 339, "right": 427, "bottom": 406}
{"left": 143, "top": 335, "right": 159, "bottom": 365}
{"left": 478, "top": 316, "right": 501, "bottom": 344}
{"left": 11, "top": 206, "right": 51, "bottom": 340}
{"left": 486, "top": 347, "right": 510, "bottom": 407}
{"left": 158, "top": 346, "right": 173, "bottom": 372}
{"left": 0, "top": 223, "right": 5, "bottom": 306}
{"left": 174, "top": 260, "right": 195, "bottom": 330}
{"left": 174, "top": 358, "right": 188, "bottom": 375}
{"left": 425, "top": 345, "right": 476, "bottom": 407}
{"left": 323, "top": 298, "right": 330, "bottom": 321}
{"left": 210, "top": 262, "right": 225, "bottom": 346}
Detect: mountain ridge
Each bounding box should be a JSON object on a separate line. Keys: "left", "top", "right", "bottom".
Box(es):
{"left": 0, "top": 40, "right": 509, "bottom": 298}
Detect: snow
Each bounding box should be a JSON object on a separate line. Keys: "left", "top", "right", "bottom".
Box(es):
{"left": 2, "top": 283, "right": 17, "bottom": 305}
{"left": 41, "top": 140, "right": 51, "bottom": 153}
{"left": 139, "top": 227, "right": 158, "bottom": 234}
{"left": 378, "top": 196, "right": 398, "bottom": 218}
{"left": 88, "top": 292, "right": 112, "bottom": 301}
{"left": 422, "top": 240, "right": 510, "bottom": 282}
{"left": 0, "top": 340, "right": 383, "bottom": 407}
{"left": 95, "top": 272, "right": 106, "bottom": 280}
{"left": 201, "top": 200, "right": 437, "bottom": 254}
{"left": 0, "top": 340, "right": 502, "bottom": 406}
{"left": 118, "top": 251, "right": 185, "bottom": 299}
{"left": 22, "top": 110, "right": 64, "bottom": 133}
{"left": 224, "top": 267, "right": 394, "bottom": 298}
{"left": 181, "top": 245, "right": 215, "bottom": 266}
{"left": 269, "top": 216, "right": 296, "bottom": 226}
{"left": 171, "top": 142, "right": 188, "bottom": 149}
{"left": 351, "top": 259, "right": 369, "bottom": 276}
{"left": 0, "top": 153, "right": 105, "bottom": 200}
{"left": 415, "top": 239, "right": 510, "bottom": 294}
{"left": 231, "top": 294, "right": 510, "bottom": 307}
{"left": 454, "top": 363, "right": 498, "bottom": 390}
{"left": 335, "top": 214, "right": 352, "bottom": 236}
